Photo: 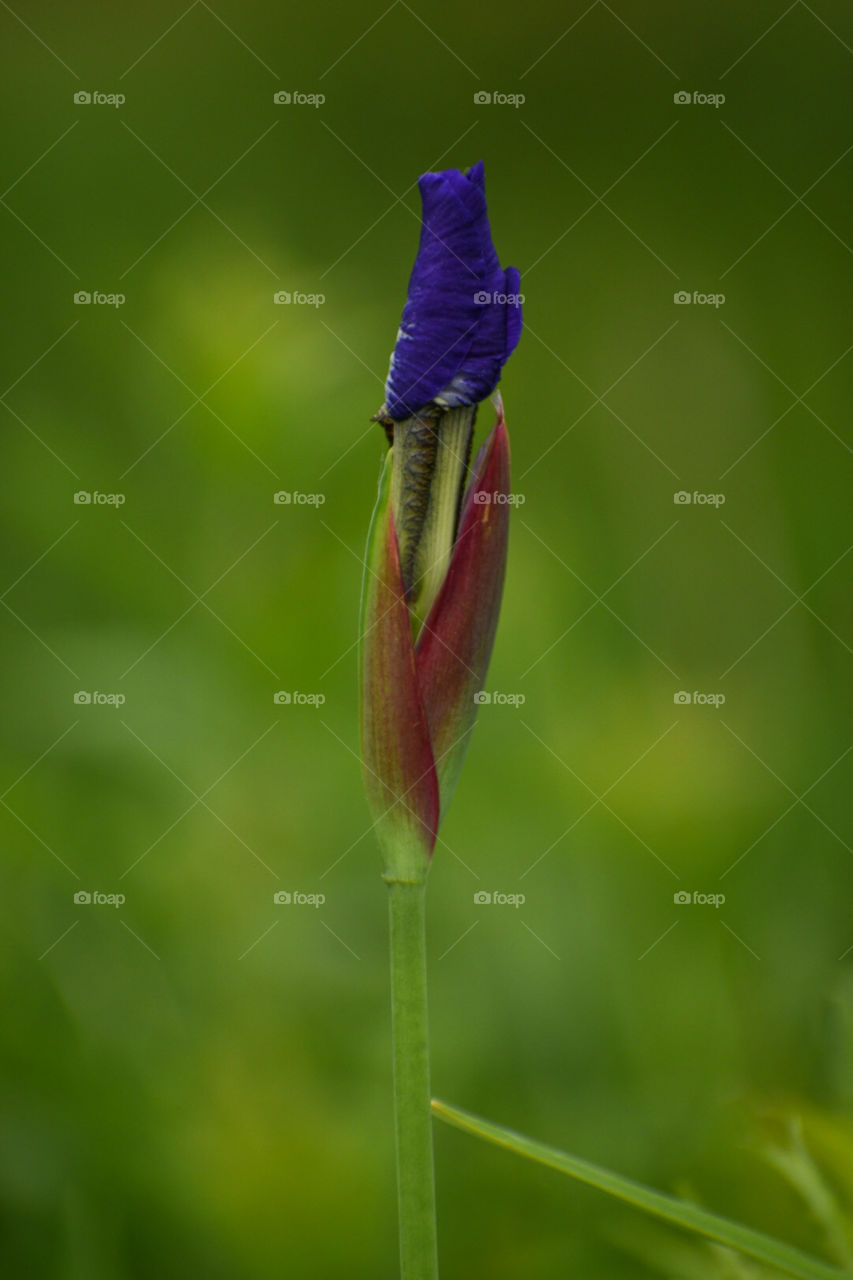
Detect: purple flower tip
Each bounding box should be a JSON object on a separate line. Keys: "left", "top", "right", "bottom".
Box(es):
{"left": 383, "top": 162, "right": 522, "bottom": 421}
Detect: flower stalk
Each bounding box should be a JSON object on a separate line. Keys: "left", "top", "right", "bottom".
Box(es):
{"left": 360, "top": 160, "right": 521, "bottom": 1277}
{"left": 389, "top": 881, "right": 438, "bottom": 1280}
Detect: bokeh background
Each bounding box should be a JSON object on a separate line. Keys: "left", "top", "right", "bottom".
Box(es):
{"left": 2, "top": 1, "right": 853, "bottom": 1275}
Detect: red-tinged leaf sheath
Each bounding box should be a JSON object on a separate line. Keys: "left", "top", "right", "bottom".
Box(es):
{"left": 360, "top": 452, "right": 440, "bottom": 881}
{"left": 415, "top": 406, "right": 511, "bottom": 814}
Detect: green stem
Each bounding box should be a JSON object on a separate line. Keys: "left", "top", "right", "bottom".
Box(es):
{"left": 389, "top": 881, "right": 439, "bottom": 1279}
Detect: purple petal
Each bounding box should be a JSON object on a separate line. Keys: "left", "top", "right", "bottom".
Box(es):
{"left": 384, "top": 163, "right": 522, "bottom": 420}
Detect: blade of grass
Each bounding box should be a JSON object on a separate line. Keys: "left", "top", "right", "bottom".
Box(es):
{"left": 431, "top": 1099, "right": 849, "bottom": 1280}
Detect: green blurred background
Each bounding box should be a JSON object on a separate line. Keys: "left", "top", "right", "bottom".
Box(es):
{"left": 2, "top": 1, "right": 853, "bottom": 1275}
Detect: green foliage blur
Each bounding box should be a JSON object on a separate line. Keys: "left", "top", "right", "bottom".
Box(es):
{"left": 2, "top": 1, "right": 852, "bottom": 1276}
